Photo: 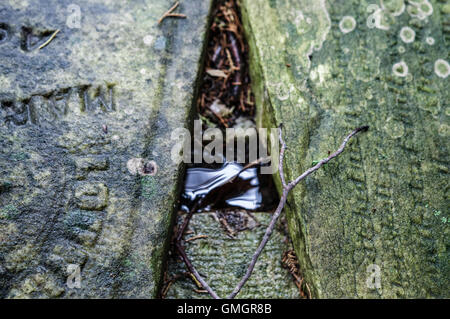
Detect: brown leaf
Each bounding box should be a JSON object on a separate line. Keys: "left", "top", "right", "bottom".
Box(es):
{"left": 206, "top": 68, "right": 227, "bottom": 78}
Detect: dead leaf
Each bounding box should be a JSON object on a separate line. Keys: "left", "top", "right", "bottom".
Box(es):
{"left": 206, "top": 68, "right": 227, "bottom": 78}
{"left": 209, "top": 99, "right": 233, "bottom": 117}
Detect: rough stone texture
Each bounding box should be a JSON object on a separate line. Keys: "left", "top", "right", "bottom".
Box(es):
{"left": 241, "top": 0, "right": 449, "bottom": 298}
{"left": 166, "top": 212, "right": 299, "bottom": 298}
{"left": 0, "top": 0, "right": 212, "bottom": 298}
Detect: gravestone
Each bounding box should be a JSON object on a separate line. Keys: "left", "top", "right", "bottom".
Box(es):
{"left": 0, "top": 0, "right": 212, "bottom": 298}
{"left": 241, "top": 0, "right": 449, "bottom": 298}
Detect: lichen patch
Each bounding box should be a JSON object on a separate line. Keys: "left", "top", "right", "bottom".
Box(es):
{"left": 434, "top": 59, "right": 450, "bottom": 79}
{"left": 339, "top": 16, "right": 356, "bottom": 34}
{"left": 392, "top": 61, "right": 409, "bottom": 77}
{"left": 399, "top": 26, "right": 415, "bottom": 43}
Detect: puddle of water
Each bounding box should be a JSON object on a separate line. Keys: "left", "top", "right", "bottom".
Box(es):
{"left": 180, "top": 162, "right": 278, "bottom": 213}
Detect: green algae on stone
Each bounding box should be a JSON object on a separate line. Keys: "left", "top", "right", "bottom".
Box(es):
{"left": 241, "top": 0, "right": 449, "bottom": 298}
{"left": 0, "top": 0, "right": 213, "bottom": 298}
{"left": 0, "top": 204, "right": 20, "bottom": 220}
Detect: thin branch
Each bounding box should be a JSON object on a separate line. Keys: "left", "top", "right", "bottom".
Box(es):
{"left": 38, "top": 29, "right": 60, "bottom": 50}
{"left": 229, "top": 156, "right": 271, "bottom": 183}
{"left": 175, "top": 196, "right": 221, "bottom": 298}
{"left": 175, "top": 125, "right": 369, "bottom": 299}
{"left": 158, "top": 2, "right": 187, "bottom": 25}
{"left": 176, "top": 242, "right": 220, "bottom": 299}
{"left": 227, "top": 187, "right": 289, "bottom": 298}
{"left": 176, "top": 200, "right": 201, "bottom": 242}
{"left": 289, "top": 126, "right": 369, "bottom": 188}
{"left": 185, "top": 234, "right": 209, "bottom": 242}
{"left": 173, "top": 156, "right": 269, "bottom": 297}
{"left": 227, "top": 125, "right": 368, "bottom": 299}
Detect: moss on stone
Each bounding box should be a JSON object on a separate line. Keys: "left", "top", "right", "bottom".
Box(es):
{"left": 0, "top": 0, "right": 213, "bottom": 298}
{"left": 241, "top": 0, "right": 449, "bottom": 298}
{"left": 165, "top": 212, "right": 299, "bottom": 298}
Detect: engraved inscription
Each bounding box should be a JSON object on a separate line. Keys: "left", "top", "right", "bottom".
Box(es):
{"left": 0, "top": 84, "right": 116, "bottom": 126}
{"left": 75, "top": 156, "right": 109, "bottom": 180}
{"left": 0, "top": 23, "right": 58, "bottom": 51}
{"left": 74, "top": 182, "right": 108, "bottom": 211}
{"left": 20, "top": 26, "right": 58, "bottom": 51}
{"left": 0, "top": 23, "right": 11, "bottom": 45}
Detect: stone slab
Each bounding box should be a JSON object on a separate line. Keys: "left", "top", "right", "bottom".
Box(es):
{"left": 241, "top": 0, "right": 449, "bottom": 298}
{"left": 0, "top": 0, "right": 212, "bottom": 298}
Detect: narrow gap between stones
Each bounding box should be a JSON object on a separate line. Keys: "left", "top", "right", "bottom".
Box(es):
{"left": 160, "top": 0, "right": 308, "bottom": 299}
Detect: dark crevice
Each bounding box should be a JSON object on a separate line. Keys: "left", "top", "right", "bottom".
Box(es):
{"left": 160, "top": 0, "right": 300, "bottom": 299}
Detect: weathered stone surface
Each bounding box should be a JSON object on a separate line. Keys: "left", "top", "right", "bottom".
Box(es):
{"left": 242, "top": 0, "right": 449, "bottom": 298}
{"left": 0, "top": 0, "right": 212, "bottom": 298}
{"left": 166, "top": 212, "right": 299, "bottom": 298}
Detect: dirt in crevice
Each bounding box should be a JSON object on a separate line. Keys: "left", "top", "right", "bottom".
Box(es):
{"left": 197, "top": 0, "right": 255, "bottom": 128}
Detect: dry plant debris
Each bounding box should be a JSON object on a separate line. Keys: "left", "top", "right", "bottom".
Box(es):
{"left": 158, "top": 2, "right": 187, "bottom": 25}
{"left": 282, "top": 249, "right": 311, "bottom": 299}
{"left": 198, "top": 0, "right": 255, "bottom": 128}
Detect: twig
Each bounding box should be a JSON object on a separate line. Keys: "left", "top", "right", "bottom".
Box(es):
{"left": 185, "top": 234, "right": 209, "bottom": 242}
{"left": 175, "top": 197, "right": 220, "bottom": 298}
{"left": 176, "top": 125, "right": 369, "bottom": 299}
{"left": 305, "top": 282, "right": 312, "bottom": 299}
{"left": 214, "top": 211, "right": 236, "bottom": 238}
{"left": 176, "top": 241, "right": 220, "bottom": 298}
{"left": 38, "top": 29, "right": 60, "bottom": 50}
{"left": 158, "top": 2, "right": 187, "bottom": 25}
{"left": 189, "top": 272, "right": 203, "bottom": 289}
{"left": 194, "top": 289, "right": 208, "bottom": 294}
{"left": 176, "top": 200, "right": 201, "bottom": 242}
{"left": 227, "top": 125, "right": 368, "bottom": 298}
{"left": 288, "top": 126, "right": 369, "bottom": 189}
{"left": 245, "top": 211, "right": 261, "bottom": 227}
{"left": 161, "top": 278, "right": 174, "bottom": 298}
{"left": 161, "top": 272, "right": 190, "bottom": 298}
{"left": 229, "top": 156, "right": 271, "bottom": 183}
